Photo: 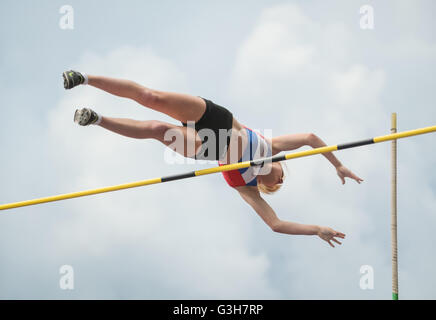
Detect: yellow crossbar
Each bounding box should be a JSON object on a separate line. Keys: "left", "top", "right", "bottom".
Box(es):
{"left": 1, "top": 125, "right": 435, "bottom": 211}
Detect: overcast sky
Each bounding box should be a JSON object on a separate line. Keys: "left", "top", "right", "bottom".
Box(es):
{"left": 1, "top": 0, "right": 435, "bottom": 299}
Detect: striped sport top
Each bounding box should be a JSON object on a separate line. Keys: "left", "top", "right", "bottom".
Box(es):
{"left": 219, "top": 126, "right": 272, "bottom": 187}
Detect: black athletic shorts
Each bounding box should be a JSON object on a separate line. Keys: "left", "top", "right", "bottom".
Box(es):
{"left": 181, "top": 97, "right": 233, "bottom": 161}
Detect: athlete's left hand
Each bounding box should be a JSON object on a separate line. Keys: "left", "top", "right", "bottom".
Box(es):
{"left": 336, "top": 165, "right": 364, "bottom": 185}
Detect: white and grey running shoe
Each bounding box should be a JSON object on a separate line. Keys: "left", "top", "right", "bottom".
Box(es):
{"left": 74, "top": 108, "right": 100, "bottom": 126}
{"left": 63, "top": 70, "right": 85, "bottom": 89}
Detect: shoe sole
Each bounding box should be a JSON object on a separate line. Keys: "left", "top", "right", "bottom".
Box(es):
{"left": 74, "top": 109, "right": 90, "bottom": 125}
{"left": 63, "top": 72, "right": 71, "bottom": 89}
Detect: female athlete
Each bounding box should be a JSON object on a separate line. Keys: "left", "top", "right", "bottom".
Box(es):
{"left": 63, "top": 70, "right": 363, "bottom": 248}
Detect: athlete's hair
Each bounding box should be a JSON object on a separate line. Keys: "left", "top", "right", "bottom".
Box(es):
{"left": 257, "top": 162, "right": 288, "bottom": 195}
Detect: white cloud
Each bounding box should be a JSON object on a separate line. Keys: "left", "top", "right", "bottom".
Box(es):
{"left": 228, "top": 3, "right": 387, "bottom": 137}
{"left": 230, "top": 4, "right": 318, "bottom": 101}
{"left": 328, "top": 64, "right": 385, "bottom": 106}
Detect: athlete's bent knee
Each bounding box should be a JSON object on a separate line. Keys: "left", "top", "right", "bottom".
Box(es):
{"left": 147, "top": 120, "right": 171, "bottom": 139}
{"left": 136, "top": 88, "right": 162, "bottom": 106}
{"left": 270, "top": 220, "right": 283, "bottom": 233}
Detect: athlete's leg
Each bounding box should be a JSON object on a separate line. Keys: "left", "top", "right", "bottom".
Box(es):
{"left": 98, "top": 116, "right": 202, "bottom": 158}
{"left": 87, "top": 75, "right": 206, "bottom": 123}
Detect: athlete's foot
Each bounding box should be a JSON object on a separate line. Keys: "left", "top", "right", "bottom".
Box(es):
{"left": 63, "top": 70, "right": 86, "bottom": 89}
{"left": 74, "top": 108, "right": 100, "bottom": 126}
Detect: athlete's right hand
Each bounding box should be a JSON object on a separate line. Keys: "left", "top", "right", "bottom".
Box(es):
{"left": 317, "top": 226, "right": 345, "bottom": 248}
{"left": 336, "top": 165, "right": 364, "bottom": 185}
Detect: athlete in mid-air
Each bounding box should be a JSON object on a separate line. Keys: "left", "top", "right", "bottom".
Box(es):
{"left": 63, "top": 70, "right": 363, "bottom": 248}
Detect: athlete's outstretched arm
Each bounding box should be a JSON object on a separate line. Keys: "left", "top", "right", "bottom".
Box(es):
{"left": 272, "top": 133, "right": 341, "bottom": 165}
{"left": 272, "top": 133, "right": 363, "bottom": 184}
{"left": 236, "top": 186, "right": 345, "bottom": 247}
{"left": 271, "top": 133, "right": 312, "bottom": 154}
